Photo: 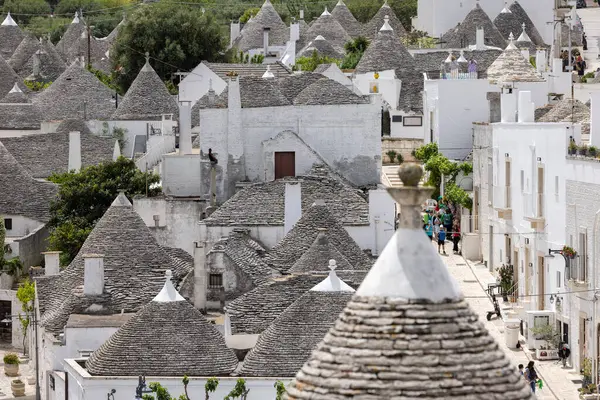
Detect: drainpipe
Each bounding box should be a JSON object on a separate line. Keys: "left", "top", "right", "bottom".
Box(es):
{"left": 592, "top": 208, "right": 600, "bottom": 386}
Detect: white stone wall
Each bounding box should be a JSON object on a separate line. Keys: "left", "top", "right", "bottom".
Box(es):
{"left": 2, "top": 215, "right": 44, "bottom": 238}
{"left": 64, "top": 326, "right": 120, "bottom": 359}
{"left": 262, "top": 131, "right": 322, "bottom": 182}
{"left": 179, "top": 63, "right": 227, "bottom": 104}
{"left": 162, "top": 155, "right": 202, "bottom": 197}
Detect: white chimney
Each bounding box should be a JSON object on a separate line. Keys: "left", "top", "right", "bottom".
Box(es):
{"left": 590, "top": 92, "right": 600, "bottom": 148}
{"left": 83, "top": 254, "right": 104, "bottom": 296}
{"left": 193, "top": 241, "right": 207, "bottom": 311}
{"left": 42, "top": 251, "right": 61, "bottom": 276}
{"left": 475, "top": 27, "right": 485, "bottom": 50}
{"left": 230, "top": 21, "right": 241, "bottom": 47}
{"left": 290, "top": 20, "right": 300, "bottom": 42}
{"left": 500, "top": 87, "right": 517, "bottom": 123}
{"left": 112, "top": 140, "right": 120, "bottom": 161}
{"left": 68, "top": 131, "right": 81, "bottom": 172}
{"left": 263, "top": 27, "right": 270, "bottom": 56}
{"left": 299, "top": 9, "right": 304, "bottom": 19}
{"left": 284, "top": 182, "right": 302, "bottom": 235}
{"left": 552, "top": 58, "right": 563, "bottom": 75}
{"left": 520, "top": 48, "right": 530, "bottom": 62}
{"left": 535, "top": 50, "right": 546, "bottom": 74}
{"left": 179, "top": 101, "right": 192, "bottom": 155}
{"left": 32, "top": 50, "right": 42, "bottom": 77}
{"left": 517, "top": 91, "right": 534, "bottom": 123}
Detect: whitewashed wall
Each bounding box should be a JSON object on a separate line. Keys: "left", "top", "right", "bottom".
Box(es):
{"left": 178, "top": 63, "right": 227, "bottom": 104}
{"left": 3, "top": 215, "right": 44, "bottom": 238}
{"left": 0, "top": 129, "right": 41, "bottom": 138}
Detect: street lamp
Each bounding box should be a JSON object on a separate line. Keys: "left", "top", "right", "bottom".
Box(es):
{"left": 135, "top": 376, "right": 154, "bottom": 400}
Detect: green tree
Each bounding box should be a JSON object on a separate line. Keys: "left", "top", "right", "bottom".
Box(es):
{"left": 0, "top": 217, "right": 23, "bottom": 276}
{"left": 239, "top": 7, "right": 259, "bottom": 23}
{"left": 294, "top": 50, "right": 341, "bottom": 72}
{"left": 25, "top": 16, "right": 71, "bottom": 43}
{"left": 112, "top": 2, "right": 225, "bottom": 92}
{"left": 205, "top": 377, "right": 219, "bottom": 400}
{"left": 16, "top": 279, "right": 34, "bottom": 355}
{"left": 340, "top": 36, "right": 369, "bottom": 69}
{"left": 47, "top": 157, "right": 160, "bottom": 266}
{"left": 55, "top": 0, "right": 101, "bottom": 15}
{"left": 274, "top": 381, "right": 286, "bottom": 400}
{"left": 225, "top": 378, "right": 249, "bottom": 400}
{"left": 2, "top": 0, "right": 51, "bottom": 24}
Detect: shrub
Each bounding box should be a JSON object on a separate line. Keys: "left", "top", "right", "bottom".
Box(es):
{"left": 4, "top": 353, "right": 19, "bottom": 365}
{"left": 589, "top": 145, "right": 598, "bottom": 157}
{"left": 568, "top": 141, "right": 578, "bottom": 154}
{"left": 579, "top": 144, "right": 589, "bottom": 156}
{"left": 385, "top": 150, "right": 397, "bottom": 163}
{"left": 397, "top": 153, "right": 404, "bottom": 164}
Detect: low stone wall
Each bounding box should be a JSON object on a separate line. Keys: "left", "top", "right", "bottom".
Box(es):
{"left": 382, "top": 137, "right": 424, "bottom": 163}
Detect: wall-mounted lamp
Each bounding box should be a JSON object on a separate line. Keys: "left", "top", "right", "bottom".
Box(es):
{"left": 107, "top": 389, "right": 116, "bottom": 400}
{"left": 505, "top": 153, "right": 510, "bottom": 157}
{"left": 537, "top": 157, "right": 542, "bottom": 162}
{"left": 529, "top": 262, "right": 533, "bottom": 267}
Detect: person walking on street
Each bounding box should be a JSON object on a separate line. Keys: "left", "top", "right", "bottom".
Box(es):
{"left": 438, "top": 226, "right": 447, "bottom": 255}
{"left": 524, "top": 361, "right": 538, "bottom": 393}
{"left": 452, "top": 223, "right": 461, "bottom": 253}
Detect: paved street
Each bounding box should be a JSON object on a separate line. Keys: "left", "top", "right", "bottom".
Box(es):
{"left": 579, "top": 5, "right": 600, "bottom": 72}
{"left": 0, "top": 348, "right": 35, "bottom": 399}
{"left": 441, "top": 248, "right": 582, "bottom": 399}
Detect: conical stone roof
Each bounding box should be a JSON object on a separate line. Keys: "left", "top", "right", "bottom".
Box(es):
{"left": 233, "top": 0, "right": 288, "bottom": 52}
{"left": 331, "top": 0, "right": 362, "bottom": 38}
{"left": 487, "top": 36, "right": 543, "bottom": 85}
{"left": 285, "top": 164, "right": 535, "bottom": 400}
{"left": 0, "top": 53, "right": 28, "bottom": 98}
{"left": 297, "top": 35, "right": 344, "bottom": 59}
{"left": 11, "top": 37, "right": 66, "bottom": 82}
{"left": 8, "top": 34, "right": 40, "bottom": 73}
{"left": 288, "top": 232, "right": 353, "bottom": 274}
{"left": 55, "top": 119, "right": 93, "bottom": 135}
{"left": 0, "top": 13, "right": 24, "bottom": 59}
{"left": 86, "top": 271, "right": 238, "bottom": 376}
{"left": 56, "top": 13, "right": 86, "bottom": 60}
{"left": 277, "top": 72, "right": 324, "bottom": 102}
{"left": 303, "top": 8, "right": 351, "bottom": 53}
{"left": 509, "top": 1, "right": 545, "bottom": 46}
{"left": 364, "top": 1, "right": 406, "bottom": 39}
{"left": 538, "top": 98, "right": 590, "bottom": 123}
{"left": 493, "top": 7, "right": 521, "bottom": 41}
{"left": 1, "top": 83, "right": 29, "bottom": 104}
{"left": 239, "top": 264, "right": 354, "bottom": 377}
{"left": 33, "top": 60, "right": 116, "bottom": 121}
{"left": 293, "top": 77, "right": 367, "bottom": 105}
{"left": 444, "top": 3, "right": 506, "bottom": 49}
{"left": 113, "top": 58, "right": 178, "bottom": 120}
{"left": 0, "top": 84, "right": 40, "bottom": 129}
{"left": 355, "top": 17, "right": 416, "bottom": 75}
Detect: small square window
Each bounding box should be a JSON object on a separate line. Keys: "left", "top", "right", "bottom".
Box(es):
{"left": 403, "top": 116, "right": 423, "bottom": 127}
{"left": 4, "top": 218, "right": 12, "bottom": 230}
{"left": 391, "top": 115, "right": 403, "bottom": 123}
{"left": 209, "top": 273, "right": 223, "bottom": 288}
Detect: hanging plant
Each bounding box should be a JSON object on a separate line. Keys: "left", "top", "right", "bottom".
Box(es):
{"left": 561, "top": 245, "right": 577, "bottom": 258}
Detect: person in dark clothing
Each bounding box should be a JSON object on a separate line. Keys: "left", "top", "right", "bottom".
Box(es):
{"left": 524, "top": 361, "right": 538, "bottom": 393}
{"left": 452, "top": 223, "right": 461, "bottom": 253}
{"left": 583, "top": 33, "right": 588, "bottom": 51}
{"left": 208, "top": 148, "right": 218, "bottom": 164}
{"left": 437, "top": 226, "right": 446, "bottom": 255}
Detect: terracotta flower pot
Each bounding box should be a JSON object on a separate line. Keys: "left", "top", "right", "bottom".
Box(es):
{"left": 11, "top": 380, "right": 25, "bottom": 397}
{"left": 4, "top": 364, "right": 19, "bottom": 377}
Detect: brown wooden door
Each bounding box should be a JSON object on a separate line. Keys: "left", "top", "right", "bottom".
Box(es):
{"left": 274, "top": 152, "right": 295, "bottom": 179}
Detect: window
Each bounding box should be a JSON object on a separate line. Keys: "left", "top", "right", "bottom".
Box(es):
{"left": 209, "top": 273, "right": 223, "bottom": 288}
{"left": 4, "top": 218, "right": 12, "bottom": 230}
{"left": 557, "top": 271, "right": 561, "bottom": 288}
{"left": 555, "top": 176, "right": 559, "bottom": 196}
{"left": 403, "top": 116, "right": 422, "bottom": 126}
{"left": 505, "top": 160, "right": 511, "bottom": 208}
{"left": 520, "top": 170, "right": 524, "bottom": 192}
{"left": 579, "top": 231, "right": 588, "bottom": 281}
{"left": 391, "top": 115, "right": 403, "bottom": 123}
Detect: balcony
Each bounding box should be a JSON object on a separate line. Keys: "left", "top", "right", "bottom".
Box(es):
{"left": 524, "top": 193, "right": 545, "bottom": 230}
{"left": 493, "top": 185, "right": 512, "bottom": 220}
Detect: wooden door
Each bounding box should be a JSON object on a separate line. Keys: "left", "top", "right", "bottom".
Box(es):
{"left": 274, "top": 152, "right": 295, "bottom": 179}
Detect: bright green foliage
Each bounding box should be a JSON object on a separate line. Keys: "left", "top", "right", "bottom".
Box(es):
{"left": 47, "top": 157, "right": 160, "bottom": 266}
{"left": 274, "top": 381, "right": 286, "bottom": 400}
{"left": 205, "top": 377, "right": 219, "bottom": 399}
{"left": 23, "top": 80, "right": 52, "bottom": 92}
{"left": 112, "top": 2, "right": 225, "bottom": 92}
{"left": 225, "top": 378, "right": 250, "bottom": 400}
{"left": 16, "top": 279, "right": 35, "bottom": 354}
{"left": 294, "top": 51, "right": 342, "bottom": 72}
{"left": 231, "top": 51, "right": 264, "bottom": 65}
{"left": 87, "top": 65, "right": 121, "bottom": 93}
{"left": 340, "top": 36, "right": 369, "bottom": 69}
{"left": 55, "top": 0, "right": 101, "bottom": 14}
{"left": 402, "top": 30, "right": 437, "bottom": 48}
{"left": 0, "top": 217, "right": 23, "bottom": 276}
{"left": 25, "top": 16, "right": 71, "bottom": 43}
{"left": 414, "top": 143, "right": 473, "bottom": 209}
{"left": 239, "top": 7, "right": 259, "bottom": 23}
{"left": 2, "top": 0, "right": 51, "bottom": 24}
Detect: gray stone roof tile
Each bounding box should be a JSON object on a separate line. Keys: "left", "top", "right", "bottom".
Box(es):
{"left": 56, "top": 15, "right": 86, "bottom": 60}
{"left": 538, "top": 98, "right": 589, "bottom": 123}
{"left": 239, "top": 75, "right": 290, "bottom": 108}
{"left": 203, "top": 165, "right": 369, "bottom": 228}
{"left": 487, "top": 40, "right": 543, "bottom": 84}
{"left": 355, "top": 25, "right": 415, "bottom": 75}
{"left": 55, "top": 119, "right": 93, "bottom": 135}
{"left": 19, "top": 39, "right": 67, "bottom": 82}
{"left": 0, "top": 131, "right": 115, "bottom": 179}
{"left": 0, "top": 85, "right": 41, "bottom": 130}
{"left": 302, "top": 10, "right": 351, "bottom": 54}
{"left": 276, "top": 72, "right": 324, "bottom": 103}
{"left": 113, "top": 60, "right": 179, "bottom": 120}
{"left": 0, "top": 14, "right": 24, "bottom": 59}
{"left": 294, "top": 77, "right": 367, "bottom": 105}
{"left": 288, "top": 232, "right": 353, "bottom": 274}
{"left": 297, "top": 36, "right": 344, "bottom": 59}
{"left": 232, "top": 0, "right": 288, "bottom": 52}
{"left": 225, "top": 271, "right": 367, "bottom": 335}
{"left": 363, "top": 1, "right": 406, "bottom": 39}
{"left": 443, "top": 3, "right": 506, "bottom": 49}
{"left": 37, "top": 193, "right": 192, "bottom": 334}
{"left": 238, "top": 290, "right": 353, "bottom": 377}
{"left": 493, "top": 9, "right": 521, "bottom": 42}
{"left": 33, "top": 60, "right": 116, "bottom": 121}
{"left": 8, "top": 34, "right": 39, "bottom": 73}
{"left": 0, "top": 142, "right": 58, "bottom": 222}
{"left": 266, "top": 202, "right": 372, "bottom": 273}
{"left": 413, "top": 49, "right": 502, "bottom": 78}
{"left": 331, "top": 0, "right": 362, "bottom": 38}
{"left": 86, "top": 298, "right": 238, "bottom": 376}
{"left": 509, "top": 1, "right": 546, "bottom": 46}
{"left": 204, "top": 61, "right": 291, "bottom": 80}
{"left": 0, "top": 53, "right": 29, "bottom": 98}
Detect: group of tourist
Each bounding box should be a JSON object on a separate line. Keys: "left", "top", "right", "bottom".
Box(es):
{"left": 422, "top": 199, "right": 460, "bottom": 255}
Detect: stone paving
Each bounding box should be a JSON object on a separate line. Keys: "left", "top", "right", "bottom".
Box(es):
{"left": 441, "top": 248, "right": 582, "bottom": 400}
{"left": 0, "top": 348, "right": 36, "bottom": 399}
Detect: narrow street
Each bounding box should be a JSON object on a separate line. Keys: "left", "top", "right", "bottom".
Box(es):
{"left": 579, "top": 3, "right": 600, "bottom": 72}
{"left": 441, "top": 249, "right": 581, "bottom": 400}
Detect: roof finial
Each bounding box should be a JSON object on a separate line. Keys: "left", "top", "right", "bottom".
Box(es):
{"left": 444, "top": 50, "right": 453, "bottom": 63}
{"left": 310, "top": 259, "right": 355, "bottom": 293}
{"left": 8, "top": 83, "right": 22, "bottom": 94}
{"left": 507, "top": 32, "right": 517, "bottom": 49}
{"left": 145, "top": 51, "right": 150, "bottom": 63}
{"left": 336, "top": 0, "right": 345, "bottom": 5}
{"left": 72, "top": 11, "right": 80, "bottom": 24}
{"left": 458, "top": 50, "right": 468, "bottom": 63}
{"left": 262, "top": 65, "right": 275, "bottom": 79}
{"left": 153, "top": 269, "right": 185, "bottom": 302}
{"left": 1, "top": 12, "right": 17, "bottom": 27}
{"left": 517, "top": 23, "right": 531, "bottom": 42}
{"left": 387, "top": 164, "right": 433, "bottom": 229}
{"left": 321, "top": 7, "right": 330, "bottom": 16}
{"left": 380, "top": 15, "right": 393, "bottom": 31}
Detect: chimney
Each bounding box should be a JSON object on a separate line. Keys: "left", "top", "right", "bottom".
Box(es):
{"left": 487, "top": 92, "right": 501, "bottom": 123}
{"left": 299, "top": 9, "right": 304, "bottom": 20}
{"left": 32, "top": 50, "right": 42, "bottom": 77}
{"left": 535, "top": 49, "right": 546, "bottom": 74}
{"left": 179, "top": 101, "right": 192, "bottom": 155}
{"left": 68, "top": 131, "right": 81, "bottom": 172}
{"left": 112, "top": 140, "right": 120, "bottom": 161}
{"left": 263, "top": 27, "right": 270, "bottom": 56}
{"left": 193, "top": 242, "right": 207, "bottom": 311}
{"left": 290, "top": 20, "right": 300, "bottom": 42}
{"left": 552, "top": 58, "right": 563, "bottom": 75}
{"left": 42, "top": 251, "right": 61, "bottom": 276}
{"left": 284, "top": 182, "right": 302, "bottom": 234}
{"left": 475, "top": 27, "right": 485, "bottom": 50}
{"left": 518, "top": 91, "right": 534, "bottom": 123}
{"left": 500, "top": 86, "right": 517, "bottom": 123}
{"left": 228, "top": 76, "right": 241, "bottom": 109}
{"left": 230, "top": 20, "right": 241, "bottom": 48}
{"left": 590, "top": 92, "right": 600, "bottom": 148}
{"left": 520, "top": 48, "right": 530, "bottom": 62}
{"left": 208, "top": 79, "right": 215, "bottom": 106}
{"left": 83, "top": 254, "right": 104, "bottom": 296}
{"left": 152, "top": 214, "right": 160, "bottom": 227}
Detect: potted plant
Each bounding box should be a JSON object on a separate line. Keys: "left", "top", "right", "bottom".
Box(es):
{"left": 386, "top": 150, "right": 397, "bottom": 164}
{"left": 496, "top": 264, "right": 514, "bottom": 301}
{"left": 4, "top": 353, "right": 19, "bottom": 377}
{"left": 590, "top": 146, "right": 598, "bottom": 157}
{"left": 11, "top": 379, "right": 24, "bottom": 397}
{"left": 579, "top": 144, "right": 589, "bottom": 156}
{"left": 562, "top": 245, "right": 577, "bottom": 259}
{"left": 569, "top": 141, "right": 578, "bottom": 155}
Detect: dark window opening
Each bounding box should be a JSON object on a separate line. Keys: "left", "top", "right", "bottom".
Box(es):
{"left": 209, "top": 273, "right": 223, "bottom": 288}
{"left": 4, "top": 218, "right": 12, "bottom": 230}
{"left": 391, "top": 115, "right": 403, "bottom": 123}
